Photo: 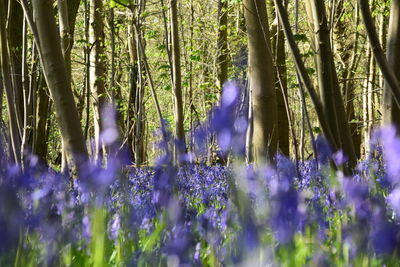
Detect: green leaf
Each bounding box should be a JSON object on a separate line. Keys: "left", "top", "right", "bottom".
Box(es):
{"left": 293, "top": 34, "right": 308, "bottom": 42}
{"left": 109, "top": 0, "right": 130, "bottom": 8}
{"left": 157, "top": 44, "right": 167, "bottom": 51}
{"left": 313, "top": 126, "right": 321, "bottom": 134}
{"left": 158, "top": 64, "right": 171, "bottom": 71}
{"left": 144, "top": 30, "right": 159, "bottom": 39}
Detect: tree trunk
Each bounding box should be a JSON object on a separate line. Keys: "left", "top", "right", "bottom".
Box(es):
{"left": 217, "top": 0, "right": 229, "bottom": 90}
{"left": 58, "top": 0, "right": 71, "bottom": 81}
{"left": 31, "top": 0, "right": 88, "bottom": 171}
{"left": 0, "top": 75, "right": 3, "bottom": 121}
{"left": 274, "top": 0, "right": 337, "bottom": 155}
{"left": 170, "top": 0, "right": 186, "bottom": 158}
{"left": 341, "top": 3, "right": 362, "bottom": 158}
{"left": 359, "top": 0, "right": 400, "bottom": 112}
{"left": 363, "top": 47, "right": 374, "bottom": 155}
{"left": 8, "top": 0, "right": 24, "bottom": 138}
{"left": 244, "top": 0, "right": 278, "bottom": 163}
{"left": 0, "top": 0, "right": 22, "bottom": 163}
{"left": 270, "top": 0, "right": 290, "bottom": 156}
{"left": 383, "top": 0, "right": 400, "bottom": 127}
{"left": 89, "top": 0, "right": 107, "bottom": 161}
{"left": 127, "top": 20, "right": 145, "bottom": 165}
{"left": 306, "top": 0, "right": 356, "bottom": 165}
{"left": 21, "top": 28, "right": 36, "bottom": 166}
{"left": 34, "top": 74, "right": 50, "bottom": 163}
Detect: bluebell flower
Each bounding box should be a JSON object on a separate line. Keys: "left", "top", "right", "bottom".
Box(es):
{"left": 371, "top": 221, "right": 399, "bottom": 255}
{"left": 333, "top": 150, "right": 348, "bottom": 166}
{"left": 314, "top": 135, "right": 333, "bottom": 165}
{"left": 372, "top": 125, "right": 400, "bottom": 186}
{"left": 82, "top": 215, "right": 91, "bottom": 242}
{"left": 109, "top": 213, "right": 121, "bottom": 241}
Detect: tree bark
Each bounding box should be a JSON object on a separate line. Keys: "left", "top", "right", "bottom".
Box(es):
{"left": 57, "top": 0, "right": 71, "bottom": 81}
{"left": 127, "top": 20, "right": 145, "bottom": 165}
{"left": 34, "top": 74, "right": 50, "bottom": 163}
{"left": 217, "top": 0, "right": 229, "bottom": 90}
{"left": 89, "top": 0, "right": 107, "bottom": 161}
{"left": 7, "top": 0, "right": 24, "bottom": 139}
{"left": 244, "top": 0, "right": 278, "bottom": 163}
{"left": 382, "top": 0, "right": 400, "bottom": 127}
{"left": 0, "top": 0, "right": 22, "bottom": 163}
{"left": 306, "top": 0, "right": 356, "bottom": 165}
{"left": 363, "top": 46, "right": 375, "bottom": 155}
{"left": 270, "top": 0, "right": 289, "bottom": 156}
{"left": 274, "top": 0, "right": 337, "bottom": 154}
{"left": 170, "top": 0, "right": 186, "bottom": 158}
{"left": 31, "top": 0, "right": 88, "bottom": 171}
{"left": 359, "top": 0, "right": 400, "bottom": 110}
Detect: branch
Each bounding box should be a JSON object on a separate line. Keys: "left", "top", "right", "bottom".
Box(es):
{"left": 359, "top": 0, "right": 400, "bottom": 108}
{"left": 273, "top": 0, "right": 337, "bottom": 151}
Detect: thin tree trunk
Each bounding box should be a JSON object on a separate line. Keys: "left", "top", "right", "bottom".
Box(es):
{"left": 382, "top": 0, "right": 400, "bottom": 127}
{"left": 0, "top": 0, "right": 22, "bottom": 163}
{"left": 359, "top": 0, "right": 400, "bottom": 109}
{"left": 89, "top": 0, "right": 107, "bottom": 162}
{"left": 34, "top": 73, "right": 50, "bottom": 163}
{"left": 217, "top": 0, "right": 229, "bottom": 90}
{"left": 343, "top": 3, "right": 362, "bottom": 158}
{"left": 127, "top": 18, "right": 145, "bottom": 165}
{"left": 306, "top": 0, "right": 356, "bottom": 165}
{"left": 363, "top": 47, "right": 372, "bottom": 155}
{"left": 58, "top": 0, "right": 71, "bottom": 81}
{"left": 134, "top": 18, "right": 166, "bottom": 151}
{"left": 188, "top": 0, "right": 195, "bottom": 151}
{"left": 0, "top": 75, "right": 3, "bottom": 121}
{"left": 126, "top": 21, "right": 138, "bottom": 163}
{"left": 274, "top": 0, "right": 337, "bottom": 154}
{"left": 245, "top": 81, "right": 253, "bottom": 163}
{"left": 367, "top": 47, "right": 376, "bottom": 152}
{"left": 21, "top": 21, "right": 35, "bottom": 167}
{"left": 170, "top": 0, "right": 186, "bottom": 158}
{"left": 83, "top": 0, "right": 90, "bottom": 141}
{"left": 7, "top": 0, "right": 24, "bottom": 139}
{"left": 270, "top": 0, "right": 290, "bottom": 156}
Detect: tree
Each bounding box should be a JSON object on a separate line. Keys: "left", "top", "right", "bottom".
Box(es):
{"left": 359, "top": 0, "right": 400, "bottom": 116}
{"left": 305, "top": 0, "right": 356, "bottom": 165}
{"left": 0, "top": 0, "right": 22, "bottom": 164}
{"left": 217, "top": 0, "right": 229, "bottom": 90}
{"left": 170, "top": 0, "right": 186, "bottom": 158}
{"left": 25, "top": 0, "right": 88, "bottom": 171}
{"left": 273, "top": 0, "right": 337, "bottom": 157}
{"left": 90, "top": 0, "right": 108, "bottom": 161}
{"left": 243, "top": 0, "right": 278, "bottom": 163}
{"left": 382, "top": 0, "right": 400, "bottom": 127}
{"left": 269, "top": 0, "right": 290, "bottom": 156}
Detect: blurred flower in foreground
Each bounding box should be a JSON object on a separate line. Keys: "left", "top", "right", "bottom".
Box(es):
{"left": 372, "top": 125, "right": 400, "bottom": 186}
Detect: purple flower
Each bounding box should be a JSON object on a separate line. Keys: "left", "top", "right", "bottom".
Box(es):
{"left": 221, "top": 82, "right": 239, "bottom": 107}
{"left": 82, "top": 215, "right": 91, "bottom": 242}
{"left": 333, "top": 150, "right": 348, "bottom": 166}
{"left": 372, "top": 125, "right": 400, "bottom": 186}
{"left": 314, "top": 135, "right": 332, "bottom": 165}
{"left": 371, "top": 222, "right": 399, "bottom": 255}
{"left": 109, "top": 214, "right": 121, "bottom": 241}
{"left": 387, "top": 187, "right": 400, "bottom": 217}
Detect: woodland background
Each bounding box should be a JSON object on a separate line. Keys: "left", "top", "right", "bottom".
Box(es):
{"left": 0, "top": 0, "right": 399, "bottom": 171}
{"left": 4, "top": 1, "right": 400, "bottom": 266}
